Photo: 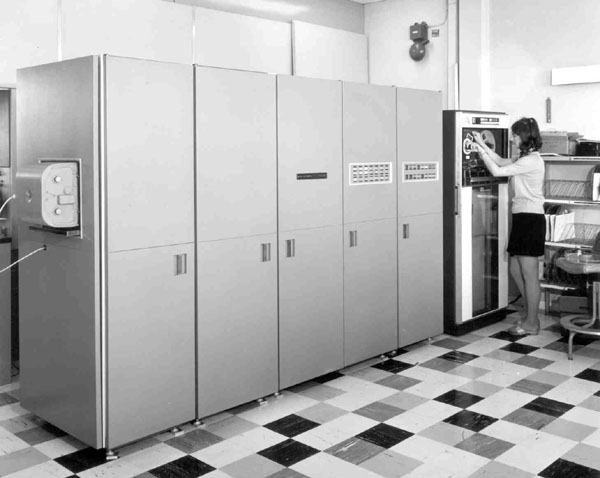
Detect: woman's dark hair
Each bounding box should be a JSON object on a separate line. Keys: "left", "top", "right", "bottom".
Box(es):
{"left": 511, "top": 117, "right": 542, "bottom": 157}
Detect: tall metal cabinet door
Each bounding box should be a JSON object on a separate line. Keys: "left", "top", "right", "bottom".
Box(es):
{"left": 196, "top": 234, "right": 278, "bottom": 418}
{"left": 343, "top": 83, "right": 397, "bottom": 223}
{"left": 0, "top": 243, "right": 10, "bottom": 385}
{"left": 107, "top": 243, "right": 195, "bottom": 448}
{"left": 19, "top": 240, "right": 102, "bottom": 448}
{"left": 0, "top": 91, "right": 9, "bottom": 168}
{"left": 397, "top": 88, "right": 443, "bottom": 217}
{"left": 344, "top": 219, "right": 398, "bottom": 366}
{"left": 277, "top": 75, "right": 342, "bottom": 232}
{"left": 105, "top": 56, "right": 194, "bottom": 252}
{"left": 196, "top": 67, "right": 276, "bottom": 242}
{"left": 398, "top": 213, "right": 444, "bottom": 347}
{"left": 279, "top": 225, "right": 343, "bottom": 389}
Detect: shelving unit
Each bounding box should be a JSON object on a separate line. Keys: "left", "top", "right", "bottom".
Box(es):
{"left": 546, "top": 242, "right": 592, "bottom": 249}
{"left": 543, "top": 155, "right": 600, "bottom": 162}
{"left": 542, "top": 155, "right": 600, "bottom": 315}
{"left": 546, "top": 200, "right": 600, "bottom": 205}
{"left": 540, "top": 281, "right": 579, "bottom": 315}
{"left": 540, "top": 281, "right": 578, "bottom": 291}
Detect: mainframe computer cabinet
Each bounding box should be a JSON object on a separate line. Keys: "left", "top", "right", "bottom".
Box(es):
{"left": 194, "top": 66, "right": 278, "bottom": 418}
{"left": 17, "top": 55, "right": 195, "bottom": 450}
{"left": 277, "top": 75, "right": 343, "bottom": 389}
{"left": 396, "top": 88, "right": 444, "bottom": 347}
{"left": 16, "top": 55, "right": 447, "bottom": 452}
{"left": 342, "top": 82, "right": 398, "bottom": 366}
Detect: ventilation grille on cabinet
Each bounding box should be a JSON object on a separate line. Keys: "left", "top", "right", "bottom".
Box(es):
{"left": 349, "top": 162, "right": 392, "bottom": 185}
{"left": 402, "top": 162, "right": 439, "bottom": 182}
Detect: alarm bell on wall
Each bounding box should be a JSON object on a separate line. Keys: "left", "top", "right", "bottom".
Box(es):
{"left": 409, "top": 21, "right": 429, "bottom": 61}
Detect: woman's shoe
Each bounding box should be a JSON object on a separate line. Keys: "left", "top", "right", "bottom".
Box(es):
{"left": 508, "top": 325, "right": 539, "bottom": 336}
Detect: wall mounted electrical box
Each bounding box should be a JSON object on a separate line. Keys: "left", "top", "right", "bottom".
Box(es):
{"left": 409, "top": 22, "right": 428, "bottom": 42}
{"left": 17, "top": 161, "right": 80, "bottom": 230}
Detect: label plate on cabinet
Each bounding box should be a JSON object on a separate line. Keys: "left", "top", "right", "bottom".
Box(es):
{"left": 297, "top": 172, "right": 327, "bottom": 180}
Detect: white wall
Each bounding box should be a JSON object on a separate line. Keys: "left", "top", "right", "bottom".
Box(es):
{"left": 195, "top": 7, "right": 292, "bottom": 74}
{"left": 367, "top": 0, "right": 600, "bottom": 138}
{"left": 463, "top": 0, "right": 600, "bottom": 138}
{"left": 365, "top": 0, "right": 449, "bottom": 104}
{"left": 458, "top": 0, "right": 488, "bottom": 110}
{"left": 0, "top": 0, "right": 58, "bottom": 85}
{"left": 0, "top": 0, "right": 193, "bottom": 84}
{"left": 0, "top": 0, "right": 365, "bottom": 84}
{"left": 62, "top": 0, "right": 193, "bottom": 64}
{"left": 293, "top": 21, "right": 368, "bottom": 82}
{"left": 168, "top": 0, "right": 365, "bottom": 34}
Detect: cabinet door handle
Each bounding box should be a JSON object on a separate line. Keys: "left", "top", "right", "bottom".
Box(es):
{"left": 175, "top": 253, "right": 187, "bottom": 275}
{"left": 261, "top": 243, "right": 271, "bottom": 262}
{"left": 594, "top": 282, "right": 600, "bottom": 319}
{"left": 403, "top": 224, "right": 410, "bottom": 239}
{"left": 286, "top": 239, "right": 295, "bottom": 258}
{"left": 454, "top": 185, "right": 459, "bottom": 216}
{"left": 349, "top": 230, "right": 358, "bottom": 247}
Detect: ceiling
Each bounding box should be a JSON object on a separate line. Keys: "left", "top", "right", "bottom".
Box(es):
{"left": 347, "top": 0, "right": 385, "bottom": 3}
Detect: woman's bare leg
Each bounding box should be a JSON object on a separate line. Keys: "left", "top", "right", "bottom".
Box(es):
{"left": 517, "top": 255, "right": 541, "bottom": 331}
{"left": 510, "top": 256, "right": 527, "bottom": 320}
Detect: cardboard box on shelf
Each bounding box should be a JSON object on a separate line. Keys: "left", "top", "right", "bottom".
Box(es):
{"left": 559, "top": 295, "right": 589, "bottom": 314}
{"left": 541, "top": 131, "right": 582, "bottom": 155}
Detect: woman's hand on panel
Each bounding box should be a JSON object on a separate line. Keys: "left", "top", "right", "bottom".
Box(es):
{"left": 472, "top": 131, "right": 484, "bottom": 146}
{"left": 473, "top": 143, "right": 485, "bottom": 155}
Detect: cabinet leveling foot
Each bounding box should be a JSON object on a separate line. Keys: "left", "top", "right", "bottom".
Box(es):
{"left": 274, "top": 392, "right": 282, "bottom": 398}
{"left": 170, "top": 426, "right": 183, "bottom": 435}
{"left": 192, "top": 419, "right": 204, "bottom": 427}
{"left": 257, "top": 397, "right": 267, "bottom": 405}
{"left": 105, "top": 449, "right": 119, "bottom": 461}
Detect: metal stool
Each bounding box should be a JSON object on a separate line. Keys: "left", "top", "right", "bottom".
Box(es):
{"left": 556, "top": 255, "right": 600, "bottom": 360}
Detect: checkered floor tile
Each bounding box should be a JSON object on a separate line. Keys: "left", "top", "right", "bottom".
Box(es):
{"left": 1, "top": 310, "right": 600, "bottom": 478}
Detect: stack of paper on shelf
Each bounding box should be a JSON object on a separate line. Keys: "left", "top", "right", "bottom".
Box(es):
{"left": 546, "top": 210, "right": 575, "bottom": 242}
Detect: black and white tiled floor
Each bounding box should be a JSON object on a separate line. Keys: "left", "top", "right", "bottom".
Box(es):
{"left": 1, "top": 310, "right": 600, "bottom": 478}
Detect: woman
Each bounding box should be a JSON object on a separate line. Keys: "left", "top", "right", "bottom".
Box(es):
{"left": 473, "top": 117, "right": 545, "bottom": 336}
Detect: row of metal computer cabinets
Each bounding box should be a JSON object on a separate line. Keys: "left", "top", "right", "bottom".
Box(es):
{"left": 17, "top": 55, "right": 442, "bottom": 451}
